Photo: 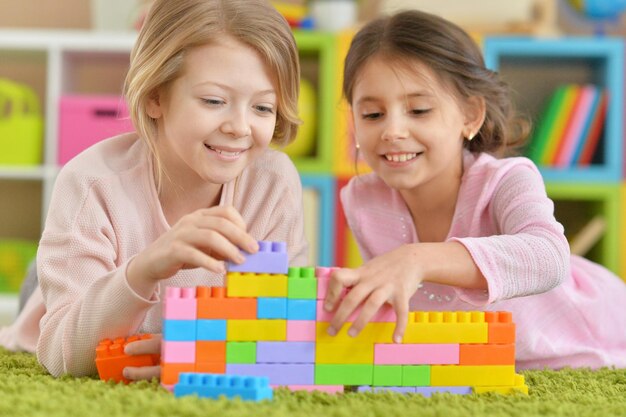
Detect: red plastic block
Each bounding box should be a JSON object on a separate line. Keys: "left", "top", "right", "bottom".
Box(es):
{"left": 485, "top": 311, "right": 516, "bottom": 343}
{"left": 95, "top": 334, "right": 157, "bottom": 383}
{"left": 196, "top": 286, "right": 257, "bottom": 319}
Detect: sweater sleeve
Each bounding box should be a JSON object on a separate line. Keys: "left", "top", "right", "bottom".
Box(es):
{"left": 450, "top": 163, "right": 571, "bottom": 305}
{"left": 36, "top": 170, "right": 157, "bottom": 377}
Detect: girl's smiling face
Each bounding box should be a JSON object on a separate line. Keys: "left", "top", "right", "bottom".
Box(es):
{"left": 148, "top": 36, "right": 278, "bottom": 187}
{"left": 351, "top": 55, "right": 479, "bottom": 193}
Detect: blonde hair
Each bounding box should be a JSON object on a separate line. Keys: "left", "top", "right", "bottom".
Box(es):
{"left": 124, "top": 0, "right": 300, "bottom": 189}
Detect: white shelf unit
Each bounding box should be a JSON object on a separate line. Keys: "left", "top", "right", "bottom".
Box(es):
{"left": 0, "top": 30, "right": 137, "bottom": 229}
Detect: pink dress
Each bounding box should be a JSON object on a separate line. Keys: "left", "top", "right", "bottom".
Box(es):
{"left": 341, "top": 151, "right": 626, "bottom": 369}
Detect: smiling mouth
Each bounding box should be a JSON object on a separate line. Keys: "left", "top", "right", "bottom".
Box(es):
{"left": 205, "top": 144, "right": 246, "bottom": 157}
{"left": 383, "top": 152, "right": 421, "bottom": 162}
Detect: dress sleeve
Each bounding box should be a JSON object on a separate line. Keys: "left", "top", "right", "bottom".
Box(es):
{"left": 450, "top": 163, "right": 570, "bottom": 305}
{"left": 36, "top": 170, "right": 157, "bottom": 377}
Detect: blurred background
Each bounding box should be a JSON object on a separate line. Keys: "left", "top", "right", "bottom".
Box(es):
{"left": 1, "top": 0, "right": 626, "bottom": 324}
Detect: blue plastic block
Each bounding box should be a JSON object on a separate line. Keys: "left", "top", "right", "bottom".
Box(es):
{"left": 163, "top": 319, "right": 196, "bottom": 341}
{"left": 196, "top": 319, "right": 227, "bottom": 341}
{"left": 286, "top": 299, "right": 317, "bottom": 320}
{"left": 227, "top": 241, "right": 288, "bottom": 274}
{"left": 174, "top": 372, "right": 273, "bottom": 401}
{"left": 257, "top": 298, "right": 287, "bottom": 319}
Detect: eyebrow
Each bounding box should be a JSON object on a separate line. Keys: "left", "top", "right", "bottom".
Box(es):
{"left": 355, "top": 92, "right": 433, "bottom": 105}
{"left": 194, "top": 81, "right": 276, "bottom": 96}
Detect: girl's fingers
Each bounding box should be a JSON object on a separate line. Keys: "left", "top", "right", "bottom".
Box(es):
{"left": 327, "top": 284, "right": 370, "bottom": 336}
{"left": 194, "top": 216, "right": 258, "bottom": 256}
{"left": 392, "top": 297, "right": 409, "bottom": 343}
{"left": 124, "top": 334, "right": 161, "bottom": 356}
{"left": 123, "top": 365, "right": 161, "bottom": 382}
{"left": 349, "top": 289, "right": 388, "bottom": 337}
{"left": 174, "top": 244, "right": 226, "bottom": 274}
{"left": 324, "top": 268, "right": 359, "bottom": 312}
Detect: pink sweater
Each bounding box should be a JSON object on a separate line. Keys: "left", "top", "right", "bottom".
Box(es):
{"left": 0, "top": 133, "right": 308, "bottom": 377}
{"left": 341, "top": 151, "right": 626, "bottom": 369}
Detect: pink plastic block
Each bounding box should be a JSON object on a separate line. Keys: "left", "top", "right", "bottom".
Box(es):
{"left": 163, "top": 287, "right": 197, "bottom": 320}
{"left": 226, "top": 364, "right": 314, "bottom": 385}
{"left": 58, "top": 95, "right": 133, "bottom": 165}
{"left": 256, "top": 342, "right": 315, "bottom": 364}
{"left": 162, "top": 340, "right": 196, "bottom": 363}
{"left": 315, "top": 267, "right": 342, "bottom": 299}
{"left": 286, "top": 320, "right": 316, "bottom": 342}
{"left": 278, "top": 385, "right": 344, "bottom": 393}
{"left": 316, "top": 300, "right": 396, "bottom": 323}
{"left": 374, "top": 344, "right": 459, "bottom": 365}
{"left": 357, "top": 386, "right": 415, "bottom": 394}
{"left": 227, "top": 241, "right": 288, "bottom": 274}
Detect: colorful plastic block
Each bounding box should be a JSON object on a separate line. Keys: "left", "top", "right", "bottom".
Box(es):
{"left": 357, "top": 386, "right": 416, "bottom": 394}
{"left": 174, "top": 373, "right": 273, "bottom": 401}
{"left": 161, "top": 363, "right": 195, "bottom": 385}
{"left": 402, "top": 312, "right": 488, "bottom": 344}
{"left": 315, "top": 342, "right": 374, "bottom": 364}
{"left": 257, "top": 297, "right": 287, "bottom": 319}
{"left": 459, "top": 344, "right": 515, "bottom": 365}
{"left": 414, "top": 386, "right": 472, "bottom": 396}
{"left": 226, "top": 272, "right": 288, "bottom": 298}
{"left": 287, "top": 267, "right": 317, "bottom": 299}
{"left": 226, "top": 342, "right": 256, "bottom": 364}
{"left": 315, "top": 364, "right": 373, "bottom": 385}
{"left": 286, "top": 299, "right": 317, "bottom": 320}
{"left": 163, "top": 319, "right": 196, "bottom": 341}
{"left": 485, "top": 311, "right": 516, "bottom": 343}
{"left": 286, "top": 320, "right": 316, "bottom": 342}
{"left": 227, "top": 241, "right": 288, "bottom": 274}
{"left": 316, "top": 322, "right": 395, "bottom": 344}
{"left": 227, "top": 319, "right": 287, "bottom": 341}
{"left": 401, "top": 365, "right": 430, "bottom": 386}
{"left": 256, "top": 342, "right": 315, "bottom": 364}
{"left": 473, "top": 374, "right": 529, "bottom": 395}
{"left": 163, "top": 287, "right": 197, "bottom": 320}
{"left": 280, "top": 385, "right": 344, "bottom": 393}
{"left": 95, "top": 334, "right": 158, "bottom": 384}
{"left": 195, "top": 362, "right": 226, "bottom": 374}
{"left": 430, "top": 365, "right": 516, "bottom": 386}
{"left": 196, "top": 320, "right": 227, "bottom": 341}
{"left": 226, "top": 364, "right": 314, "bottom": 385}
{"left": 372, "top": 365, "right": 403, "bottom": 386}
{"left": 374, "top": 344, "right": 459, "bottom": 365}
{"left": 196, "top": 341, "right": 226, "bottom": 363}
{"left": 196, "top": 286, "right": 257, "bottom": 319}
{"left": 316, "top": 300, "right": 396, "bottom": 322}
{"left": 162, "top": 341, "right": 195, "bottom": 363}
{"left": 315, "top": 266, "right": 342, "bottom": 299}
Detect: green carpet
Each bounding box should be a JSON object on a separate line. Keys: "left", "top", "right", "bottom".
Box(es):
{"left": 2, "top": 348, "right": 626, "bottom": 417}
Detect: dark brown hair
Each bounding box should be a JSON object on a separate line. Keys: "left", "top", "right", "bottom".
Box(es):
{"left": 343, "top": 10, "right": 529, "bottom": 156}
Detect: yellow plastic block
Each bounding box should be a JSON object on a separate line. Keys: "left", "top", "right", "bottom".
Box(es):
{"left": 227, "top": 319, "right": 286, "bottom": 341}
{"left": 316, "top": 322, "right": 394, "bottom": 344}
{"left": 316, "top": 342, "right": 374, "bottom": 364}
{"left": 431, "top": 365, "right": 516, "bottom": 387}
{"left": 403, "top": 311, "right": 488, "bottom": 344}
{"left": 473, "top": 374, "right": 529, "bottom": 395}
{"left": 226, "top": 272, "right": 287, "bottom": 298}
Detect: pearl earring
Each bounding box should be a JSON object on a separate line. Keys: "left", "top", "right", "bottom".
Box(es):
{"left": 355, "top": 142, "right": 360, "bottom": 150}
{"left": 466, "top": 132, "right": 475, "bottom": 141}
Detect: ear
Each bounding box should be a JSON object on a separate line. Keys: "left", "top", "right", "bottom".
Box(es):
{"left": 145, "top": 89, "right": 163, "bottom": 119}
{"left": 462, "top": 95, "right": 486, "bottom": 138}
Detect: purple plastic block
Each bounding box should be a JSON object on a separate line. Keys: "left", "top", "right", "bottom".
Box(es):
{"left": 414, "top": 386, "right": 472, "bottom": 397}
{"left": 357, "top": 386, "right": 416, "bottom": 394}
{"left": 256, "top": 342, "right": 316, "bottom": 364}
{"left": 163, "top": 287, "right": 197, "bottom": 320}
{"left": 228, "top": 241, "right": 288, "bottom": 274}
{"left": 226, "top": 364, "right": 314, "bottom": 385}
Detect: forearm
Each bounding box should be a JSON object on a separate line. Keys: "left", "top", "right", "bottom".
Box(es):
{"left": 409, "top": 242, "right": 487, "bottom": 290}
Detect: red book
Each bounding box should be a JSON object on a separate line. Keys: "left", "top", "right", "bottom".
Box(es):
{"left": 578, "top": 91, "right": 608, "bottom": 166}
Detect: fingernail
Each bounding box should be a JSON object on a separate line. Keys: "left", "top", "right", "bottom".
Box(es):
{"left": 394, "top": 335, "right": 402, "bottom": 344}
{"left": 122, "top": 368, "right": 129, "bottom": 379}
{"left": 324, "top": 303, "right": 333, "bottom": 312}
{"left": 248, "top": 241, "right": 259, "bottom": 253}
{"left": 326, "top": 326, "right": 336, "bottom": 336}
{"left": 236, "top": 253, "right": 246, "bottom": 264}
{"left": 348, "top": 328, "right": 357, "bottom": 338}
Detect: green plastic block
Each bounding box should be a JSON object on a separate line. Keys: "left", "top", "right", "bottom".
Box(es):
{"left": 287, "top": 267, "right": 317, "bottom": 299}
{"left": 226, "top": 342, "right": 256, "bottom": 364}
{"left": 401, "top": 365, "right": 430, "bottom": 386}
{"left": 315, "top": 364, "right": 373, "bottom": 385}
{"left": 373, "top": 365, "right": 403, "bottom": 386}
{"left": 0, "top": 240, "right": 38, "bottom": 293}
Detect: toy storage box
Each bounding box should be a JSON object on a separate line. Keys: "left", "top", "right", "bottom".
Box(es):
{"left": 58, "top": 95, "right": 134, "bottom": 165}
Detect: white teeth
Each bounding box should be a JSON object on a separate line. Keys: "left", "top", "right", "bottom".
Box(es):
{"left": 384, "top": 153, "right": 418, "bottom": 162}
{"left": 208, "top": 145, "right": 241, "bottom": 156}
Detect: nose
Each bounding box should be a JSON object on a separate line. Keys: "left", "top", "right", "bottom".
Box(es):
{"left": 220, "top": 108, "right": 251, "bottom": 138}
{"left": 381, "top": 112, "right": 408, "bottom": 142}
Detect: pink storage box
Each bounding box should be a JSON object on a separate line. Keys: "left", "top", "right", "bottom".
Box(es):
{"left": 58, "top": 95, "right": 134, "bottom": 164}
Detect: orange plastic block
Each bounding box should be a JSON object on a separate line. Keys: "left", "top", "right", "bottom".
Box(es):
{"left": 485, "top": 311, "right": 516, "bottom": 343}
{"left": 95, "top": 334, "right": 157, "bottom": 384}
{"left": 196, "top": 286, "right": 257, "bottom": 319}
{"left": 196, "top": 341, "right": 226, "bottom": 363}
{"left": 161, "top": 363, "right": 195, "bottom": 385}
{"left": 195, "top": 362, "right": 226, "bottom": 374}
{"left": 459, "top": 344, "right": 515, "bottom": 365}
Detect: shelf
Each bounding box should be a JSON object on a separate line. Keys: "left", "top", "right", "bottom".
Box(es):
{"left": 484, "top": 36, "right": 624, "bottom": 182}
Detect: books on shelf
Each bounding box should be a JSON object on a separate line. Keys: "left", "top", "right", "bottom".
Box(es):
{"left": 527, "top": 84, "right": 607, "bottom": 168}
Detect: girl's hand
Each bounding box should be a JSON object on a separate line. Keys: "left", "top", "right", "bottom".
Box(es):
{"left": 324, "top": 244, "right": 424, "bottom": 343}
{"left": 129, "top": 206, "right": 259, "bottom": 284}
{"left": 122, "top": 333, "right": 161, "bottom": 382}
